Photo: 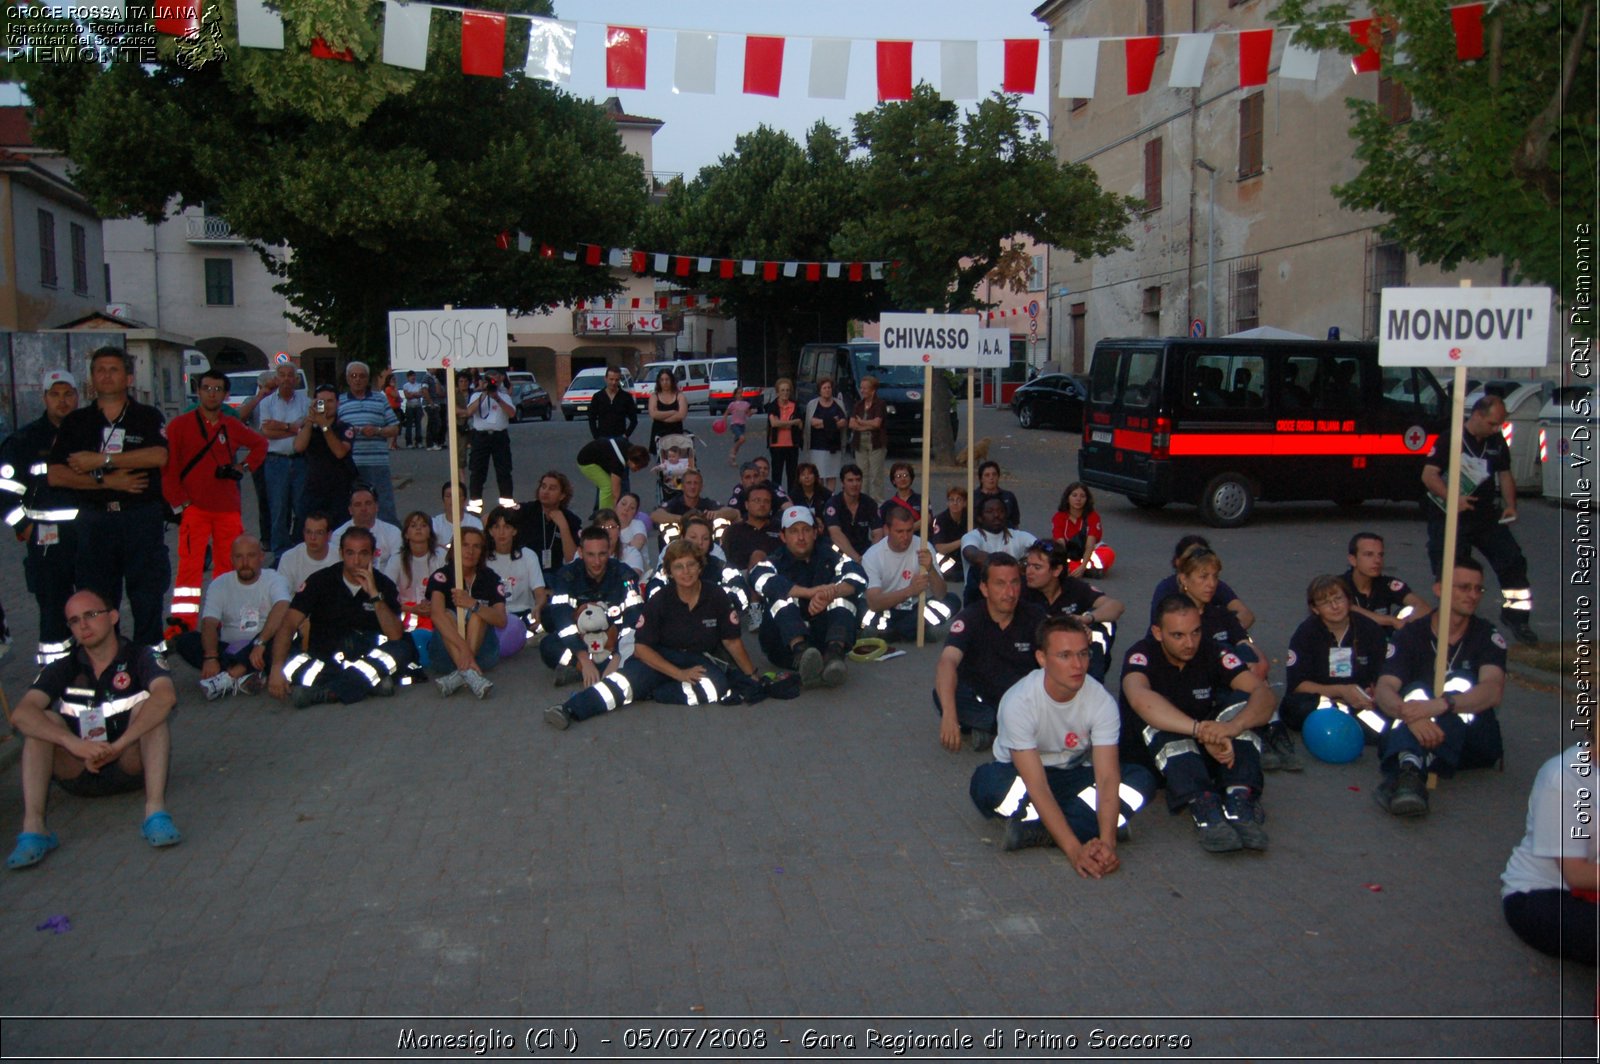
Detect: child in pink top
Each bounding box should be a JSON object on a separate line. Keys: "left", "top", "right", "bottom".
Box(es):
{"left": 724, "top": 389, "right": 753, "bottom": 465}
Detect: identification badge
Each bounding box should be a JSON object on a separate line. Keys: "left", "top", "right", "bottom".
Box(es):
{"left": 102, "top": 427, "right": 126, "bottom": 454}
{"left": 240, "top": 606, "right": 261, "bottom": 631}
{"left": 35, "top": 523, "right": 58, "bottom": 546}
{"left": 541, "top": 547, "right": 552, "bottom": 570}
{"left": 78, "top": 704, "right": 108, "bottom": 743}
{"left": 1328, "top": 646, "right": 1354, "bottom": 679}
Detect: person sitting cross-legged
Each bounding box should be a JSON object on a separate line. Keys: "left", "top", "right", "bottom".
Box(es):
{"left": 428, "top": 527, "right": 507, "bottom": 700}
{"left": 6, "top": 589, "right": 182, "bottom": 870}
{"left": 749, "top": 505, "right": 866, "bottom": 688}
{"left": 545, "top": 540, "right": 765, "bottom": 730}
{"left": 934, "top": 552, "right": 1045, "bottom": 754}
{"left": 969, "top": 614, "right": 1158, "bottom": 869}
{"left": 170, "top": 535, "right": 290, "bottom": 701}
{"left": 860, "top": 504, "right": 958, "bottom": 641}
{"left": 267, "top": 526, "right": 416, "bottom": 707}
{"left": 1277, "top": 574, "right": 1389, "bottom": 741}
{"left": 1120, "top": 594, "right": 1277, "bottom": 854}
{"left": 539, "top": 525, "right": 644, "bottom": 687}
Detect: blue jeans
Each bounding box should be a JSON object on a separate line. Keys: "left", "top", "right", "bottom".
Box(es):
{"left": 425, "top": 627, "right": 501, "bottom": 675}
{"left": 353, "top": 462, "right": 399, "bottom": 527}
{"left": 970, "top": 760, "right": 1158, "bottom": 841}
{"left": 262, "top": 455, "right": 307, "bottom": 556}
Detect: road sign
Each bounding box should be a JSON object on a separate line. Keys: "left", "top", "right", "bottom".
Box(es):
{"left": 1027, "top": 300, "right": 1040, "bottom": 318}
{"left": 1378, "top": 287, "right": 1551, "bottom": 366}
{"left": 389, "top": 308, "right": 508, "bottom": 371}
{"left": 1191, "top": 318, "right": 1206, "bottom": 338}
{"left": 879, "top": 313, "right": 986, "bottom": 367}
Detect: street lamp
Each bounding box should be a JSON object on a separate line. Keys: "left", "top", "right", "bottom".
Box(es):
{"left": 1194, "top": 158, "right": 1217, "bottom": 336}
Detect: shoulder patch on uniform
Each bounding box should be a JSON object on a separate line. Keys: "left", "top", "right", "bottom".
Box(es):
{"left": 1389, "top": 579, "right": 1405, "bottom": 592}
{"left": 1285, "top": 649, "right": 1298, "bottom": 668}
{"left": 949, "top": 619, "right": 966, "bottom": 634}
{"left": 1127, "top": 652, "right": 1147, "bottom": 667}
{"left": 112, "top": 670, "right": 131, "bottom": 691}
{"left": 826, "top": 506, "right": 836, "bottom": 517}
{"left": 729, "top": 609, "right": 739, "bottom": 626}
{"left": 497, "top": 582, "right": 507, "bottom": 597}
{"left": 1491, "top": 630, "right": 1507, "bottom": 649}
{"left": 297, "top": 581, "right": 307, "bottom": 593}
{"left": 1386, "top": 642, "right": 1397, "bottom": 658}
{"left": 1221, "top": 651, "right": 1243, "bottom": 670}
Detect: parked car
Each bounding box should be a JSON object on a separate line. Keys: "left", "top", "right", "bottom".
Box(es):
{"left": 560, "top": 366, "right": 632, "bottom": 421}
{"left": 1011, "top": 373, "right": 1088, "bottom": 431}
{"left": 510, "top": 380, "right": 552, "bottom": 422}
{"left": 222, "top": 369, "right": 307, "bottom": 410}
{"left": 708, "top": 356, "right": 764, "bottom": 415}
{"left": 629, "top": 358, "right": 715, "bottom": 410}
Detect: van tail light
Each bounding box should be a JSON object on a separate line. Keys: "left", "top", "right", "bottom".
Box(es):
{"left": 1152, "top": 416, "right": 1171, "bottom": 459}
{"left": 1083, "top": 420, "right": 1093, "bottom": 447}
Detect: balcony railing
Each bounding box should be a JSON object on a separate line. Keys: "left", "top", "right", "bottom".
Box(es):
{"left": 184, "top": 216, "right": 246, "bottom": 244}
{"left": 646, "top": 171, "right": 682, "bottom": 199}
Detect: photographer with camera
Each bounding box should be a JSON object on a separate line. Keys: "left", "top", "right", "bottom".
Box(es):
{"left": 293, "top": 385, "right": 359, "bottom": 527}
{"left": 162, "top": 368, "right": 269, "bottom": 627}
{"left": 464, "top": 371, "right": 516, "bottom": 512}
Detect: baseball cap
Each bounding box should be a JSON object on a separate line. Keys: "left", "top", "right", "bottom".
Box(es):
{"left": 41, "top": 369, "right": 77, "bottom": 392}
{"left": 781, "top": 505, "right": 815, "bottom": 530}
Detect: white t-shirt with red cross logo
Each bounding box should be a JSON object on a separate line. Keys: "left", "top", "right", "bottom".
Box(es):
{"left": 860, "top": 534, "right": 927, "bottom": 611}
{"left": 993, "top": 669, "right": 1120, "bottom": 771}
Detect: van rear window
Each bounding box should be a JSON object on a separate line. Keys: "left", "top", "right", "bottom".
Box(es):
{"left": 1122, "top": 351, "right": 1162, "bottom": 410}
{"left": 1089, "top": 350, "right": 1121, "bottom": 404}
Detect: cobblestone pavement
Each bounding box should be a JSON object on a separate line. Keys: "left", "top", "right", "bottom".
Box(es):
{"left": 0, "top": 404, "right": 1592, "bottom": 1061}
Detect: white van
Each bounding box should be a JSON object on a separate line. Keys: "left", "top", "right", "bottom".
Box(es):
{"left": 630, "top": 358, "right": 716, "bottom": 410}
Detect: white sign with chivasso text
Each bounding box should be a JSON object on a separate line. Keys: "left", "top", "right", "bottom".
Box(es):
{"left": 878, "top": 313, "right": 986, "bottom": 367}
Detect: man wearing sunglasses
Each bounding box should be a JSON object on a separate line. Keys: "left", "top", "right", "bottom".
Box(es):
{"left": 5, "top": 589, "right": 182, "bottom": 870}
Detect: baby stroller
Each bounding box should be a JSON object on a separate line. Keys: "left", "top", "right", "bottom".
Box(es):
{"left": 653, "top": 432, "right": 699, "bottom": 507}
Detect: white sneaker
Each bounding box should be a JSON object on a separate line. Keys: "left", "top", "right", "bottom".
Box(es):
{"left": 435, "top": 670, "right": 466, "bottom": 697}
{"left": 463, "top": 670, "right": 494, "bottom": 700}
{"left": 199, "top": 673, "right": 236, "bottom": 701}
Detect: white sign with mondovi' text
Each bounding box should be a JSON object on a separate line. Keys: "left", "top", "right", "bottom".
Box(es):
{"left": 1378, "top": 287, "right": 1551, "bottom": 367}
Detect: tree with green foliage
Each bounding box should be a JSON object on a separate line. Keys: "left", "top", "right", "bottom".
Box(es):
{"left": 16, "top": 1, "right": 647, "bottom": 361}
{"left": 634, "top": 121, "right": 883, "bottom": 376}
{"left": 835, "top": 86, "right": 1136, "bottom": 315}
{"left": 1269, "top": 0, "right": 1596, "bottom": 314}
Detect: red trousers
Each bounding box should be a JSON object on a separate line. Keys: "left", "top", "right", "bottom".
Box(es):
{"left": 173, "top": 507, "right": 244, "bottom": 621}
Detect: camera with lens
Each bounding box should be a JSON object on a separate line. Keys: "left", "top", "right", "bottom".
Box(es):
{"left": 214, "top": 465, "right": 245, "bottom": 482}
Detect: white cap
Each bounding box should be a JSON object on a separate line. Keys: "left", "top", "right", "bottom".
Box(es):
{"left": 41, "top": 369, "right": 77, "bottom": 392}
{"left": 781, "top": 505, "right": 815, "bottom": 530}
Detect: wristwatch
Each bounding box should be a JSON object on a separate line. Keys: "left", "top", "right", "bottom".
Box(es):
{"left": 91, "top": 467, "right": 104, "bottom": 484}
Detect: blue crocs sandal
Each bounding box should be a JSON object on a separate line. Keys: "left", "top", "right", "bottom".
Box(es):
{"left": 141, "top": 812, "right": 183, "bottom": 849}
{"left": 7, "top": 831, "right": 59, "bottom": 870}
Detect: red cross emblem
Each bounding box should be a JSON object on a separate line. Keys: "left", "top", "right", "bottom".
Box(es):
{"left": 1403, "top": 426, "right": 1427, "bottom": 452}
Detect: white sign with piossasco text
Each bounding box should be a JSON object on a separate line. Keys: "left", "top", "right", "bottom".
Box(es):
{"left": 1378, "top": 287, "right": 1551, "bottom": 367}
{"left": 388, "top": 308, "right": 508, "bottom": 371}
{"left": 878, "top": 313, "right": 985, "bottom": 367}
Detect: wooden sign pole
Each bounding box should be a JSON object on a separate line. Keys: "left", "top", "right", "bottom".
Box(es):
{"left": 916, "top": 361, "right": 934, "bottom": 647}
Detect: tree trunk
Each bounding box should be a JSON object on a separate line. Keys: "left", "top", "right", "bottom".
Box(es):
{"left": 927, "top": 368, "right": 956, "bottom": 465}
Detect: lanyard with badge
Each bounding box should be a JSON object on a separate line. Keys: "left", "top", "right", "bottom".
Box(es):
{"left": 1325, "top": 623, "right": 1354, "bottom": 679}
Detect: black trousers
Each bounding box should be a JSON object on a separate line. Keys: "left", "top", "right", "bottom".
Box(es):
{"left": 468, "top": 430, "right": 514, "bottom": 503}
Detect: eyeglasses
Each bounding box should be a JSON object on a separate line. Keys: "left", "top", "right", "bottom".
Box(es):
{"left": 199, "top": 385, "right": 228, "bottom": 393}
{"left": 66, "top": 608, "right": 110, "bottom": 627}
{"left": 1452, "top": 583, "right": 1487, "bottom": 594}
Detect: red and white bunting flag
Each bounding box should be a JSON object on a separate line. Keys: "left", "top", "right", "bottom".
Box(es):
{"left": 654, "top": 253, "right": 669, "bottom": 273}
{"left": 1168, "top": 33, "right": 1212, "bottom": 88}
{"left": 631, "top": 298, "right": 640, "bottom": 309}
{"left": 382, "top": 1, "right": 431, "bottom": 70}
{"left": 674, "top": 256, "right": 691, "bottom": 277}
{"left": 494, "top": 231, "right": 511, "bottom": 250}
{"left": 657, "top": 295, "right": 669, "bottom": 309}
{"left": 1124, "top": 37, "right": 1161, "bottom": 94}
{"left": 744, "top": 36, "right": 785, "bottom": 96}
{"left": 686, "top": 295, "right": 698, "bottom": 308}
{"left": 155, "top": 13, "right": 200, "bottom": 38}
{"left": 525, "top": 17, "right": 576, "bottom": 83}
{"left": 805, "top": 263, "right": 821, "bottom": 282}
{"left": 1280, "top": 37, "right": 1320, "bottom": 81}
{"left": 631, "top": 251, "right": 647, "bottom": 272}
{"left": 539, "top": 243, "right": 555, "bottom": 259}
{"left": 741, "top": 260, "right": 757, "bottom": 276}
{"left": 1347, "top": 18, "right": 1381, "bottom": 74}
{"left": 782, "top": 261, "right": 800, "bottom": 278}
{"left": 676, "top": 32, "right": 718, "bottom": 94}
{"left": 719, "top": 259, "right": 736, "bottom": 279}
{"left": 1058, "top": 37, "right": 1099, "bottom": 99}
{"left": 697, "top": 257, "right": 712, "bottom": 273}
{"left": 809, "top": 38, "right": 851, "bottom": 99}
{"left": 607, "top": 248, "right": 625, "bottom": 268}
{"left": 876, "top": 41, "right": 913, "bottom": 101}
{"left": 1002, "top": 39, "right": 1040, "bottom": 94}
{"left": 762, "top": 262, "right": 779, "bottom": 282}
{"left": 848, "top": 263, "right": 863, "bottom": 282}
{"left": 583, "top": 244, "right": 602, "bottom": 266}
{"left": 311, "top": 37, "right": 355, "bottom": 61}
{"left": 236, "top": 0, "right": 284, "bottom": 50}
{"left": 462, "top": 12, "right": 507, "bottom": 78}
{"left": 940, "top": 41, "right": 978, "bottom": 99}
{"left": 603, "top": 298, "right": 613, "bottom": 309}
{"left": 1238, "top": 29, "right": 1272, "bottom": 87}
{"left": 1451, "top": 3, "right": 1486, "bottom": 61}
{"left": 607, "top": 26, "right": 648, "bottom": 89}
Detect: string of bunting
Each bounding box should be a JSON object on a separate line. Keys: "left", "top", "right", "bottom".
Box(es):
{"left": 204, "top": 1, "right": 1493, "bottom": 100}
{"left": 497, "top": 234, "right": 892, "bottom": 285}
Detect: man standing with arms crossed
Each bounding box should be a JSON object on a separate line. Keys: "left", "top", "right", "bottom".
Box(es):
{"left": 254, "top": 363, "right": 311, "bottom": 559}
{"left": 847, "top": 375, "right": 887, "bottom": 497}
{"left": 339, "top": 361, "right": 401, "bottom": 526}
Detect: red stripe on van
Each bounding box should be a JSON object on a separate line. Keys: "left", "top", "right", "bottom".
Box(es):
{"left": 1166, "top": 433, "right": 1437, "bottom": 457}
{"left": 1113, "top": 429, "right": 1153, "bottom": 453}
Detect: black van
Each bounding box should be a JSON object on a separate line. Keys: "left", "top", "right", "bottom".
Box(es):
{"left": 1078, "top": 337, "right": 1448, "bottom": 527}
{"left": 795, "top": 341, "right": 957, "bottom": 453}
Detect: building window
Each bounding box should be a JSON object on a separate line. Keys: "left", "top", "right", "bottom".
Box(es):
{"left": 1238, "top": 91, "right": 1264, "bottom": 178}
{"left": 70, "top": 223, "right": 88, "bottom": 295}
{"left": 1363, "top": 240, "right": 1407, "bottom": 339}
{"left": 1028, "top": 253, "right": 1046, "bottom": 292}
{"left": 1146, "top": 0, "right": 1165, "bottom": 40}
{"left": 1230, "top": 257, "right": 1260, "bottom": 333}
{"left": 1143, "top": 285, "right": 1162, "bottom": 335}
{"left": 1070, "top": 302, "right": 1087, "bottom": 372}
{"left": 1070, "top": 97, "right": 1088, "bottom": 112}
{"left": 37, "top": 209, "right": 57, "bottom": 288}
{"left": 1143, "top": 137, "right": 1163, "bottom": 210}
{"left": 204, "top": 258, "right": 235, "bottom": 306}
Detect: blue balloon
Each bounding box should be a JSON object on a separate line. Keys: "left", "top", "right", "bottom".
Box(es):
{"left": 1302, "top": 707, "right": 1365, "bottom": 764}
